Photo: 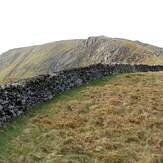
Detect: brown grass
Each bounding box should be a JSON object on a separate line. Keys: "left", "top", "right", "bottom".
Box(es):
{"left": 0, "top": 72, "right": 163, "bottom": 162}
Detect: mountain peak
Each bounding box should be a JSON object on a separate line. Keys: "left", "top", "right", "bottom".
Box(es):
{"left": 0, "top": 36, "right": 163, "bottom": 83}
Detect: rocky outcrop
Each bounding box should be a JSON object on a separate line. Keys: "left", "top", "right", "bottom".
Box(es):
{"left": 1, "top": 36, "right": 163, "bottom": 82}
{"left": 0, "top": 63, "right": 163, "bottom": 126}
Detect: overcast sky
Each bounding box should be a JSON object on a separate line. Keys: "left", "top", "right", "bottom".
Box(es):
{"left": 0, "top": 0, "right": 163, "bottom": 54}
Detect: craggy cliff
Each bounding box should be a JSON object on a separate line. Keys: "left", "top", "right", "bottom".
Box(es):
{"left": 1, "top": 36, "right": 163, "bottom": 82}
{"left": 0, "top": 63, "right": 163, "bottom": 125}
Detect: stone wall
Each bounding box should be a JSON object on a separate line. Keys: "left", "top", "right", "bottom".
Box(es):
{"left": 0, "top": 63, "right": 163, "bottom": 125}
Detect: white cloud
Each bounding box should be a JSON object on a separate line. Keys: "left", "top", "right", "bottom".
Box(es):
{"left": 0, "top": 0, "right": 163, "bottom": 54}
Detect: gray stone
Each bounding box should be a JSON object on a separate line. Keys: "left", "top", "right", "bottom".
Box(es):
{"left": 0, "top": 105, "right": 3, "bottom": 110}
{"left": 0, "top": 63, "right": 163, "bottom": 125}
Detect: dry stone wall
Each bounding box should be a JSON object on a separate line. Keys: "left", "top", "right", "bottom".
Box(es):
{"left": 0, "top": 63, "right": 163, "bottom": 125}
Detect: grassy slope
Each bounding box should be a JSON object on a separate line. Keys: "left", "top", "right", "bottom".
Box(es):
{"left": 1, "top": 36, "right": 163, "bottom": 83}
{"left": 0, "top": 72, "right": 163, "bottom": 162}
{"left": 0, "top": 40, "right": 82, "bottom": 83}
{"left": 120, "top": 40, "right": 163, "bottom": 65}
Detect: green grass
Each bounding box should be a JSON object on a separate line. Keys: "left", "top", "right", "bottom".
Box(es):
{"left": 0, "top": 72, "right": 163, "bottom": 162}
{"left": 0, "top": 74, "right": 115, "bottom": 161}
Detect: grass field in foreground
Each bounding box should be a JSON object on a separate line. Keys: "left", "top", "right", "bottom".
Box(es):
{"left": 0, "top": 72, "right": 163, "bottom": 163}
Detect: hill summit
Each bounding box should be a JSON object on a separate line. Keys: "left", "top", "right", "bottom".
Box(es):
{"left": 0, "top": 36, "right": 163, "bottom": 82}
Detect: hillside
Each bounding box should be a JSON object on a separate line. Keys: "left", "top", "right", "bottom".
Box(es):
{"left": 1, "top": 36, "right": 163, "bottom": 82}
{"left": 0, "top": 72, "right": 163, "bottom": 162}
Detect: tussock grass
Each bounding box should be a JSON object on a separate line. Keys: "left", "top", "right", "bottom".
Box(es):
{"left": 0, "top": 72, "right": 163, "bottom": 162}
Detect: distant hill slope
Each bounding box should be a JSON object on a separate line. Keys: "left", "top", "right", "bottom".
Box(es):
{"left": 1, "top": 36, "right": 163, "bottom": 82}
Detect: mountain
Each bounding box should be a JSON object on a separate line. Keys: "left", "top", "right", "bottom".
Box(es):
{"left": 1, "top": 36, "right": 163, "bottom": 82}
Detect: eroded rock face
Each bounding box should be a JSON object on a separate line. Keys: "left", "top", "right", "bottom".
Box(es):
{"left": 1, "top": 36, "right": 163, "bottom": 82}
{"left": 83, "top": 36, "right": 100, "bottom": 48}
{"left": 0, "top": 63, "right": 163, "bottom": 126}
